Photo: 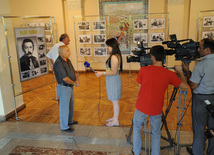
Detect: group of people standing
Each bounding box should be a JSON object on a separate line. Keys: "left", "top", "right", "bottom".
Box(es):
{"left": 46, "top": 33, "right": 214, "bottom": 155}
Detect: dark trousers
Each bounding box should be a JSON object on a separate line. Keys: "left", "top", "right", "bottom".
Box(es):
{"left": 192, "top": 94, "right": 214, "bottom": 155}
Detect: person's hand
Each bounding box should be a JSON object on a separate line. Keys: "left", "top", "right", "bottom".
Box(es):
{"left": 182, "top": 62, "right": 189, "bottom": 73}
{"left": 174, "top": 65, "right": 183, "bottom": 73}
{"left": 95, "top": 71, "right": 103, "bottom": 78}
{"left": 75, "top": 81, "right": 79, "bottom": 87}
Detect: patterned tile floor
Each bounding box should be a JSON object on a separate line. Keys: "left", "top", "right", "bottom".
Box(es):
{"left": 0, "top": 121, "right": 193, "bottom": 155}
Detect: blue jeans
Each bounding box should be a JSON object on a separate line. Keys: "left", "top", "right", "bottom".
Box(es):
{"left": 57, "top": 84, "right": 74, "bottom": 130}
{"left": 133, "top": 109, "right": 161, "bottom": 155}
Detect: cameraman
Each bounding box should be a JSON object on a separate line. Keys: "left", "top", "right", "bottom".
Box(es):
{"left": 132, "top": 45, "right": 188, "bottom": 155}
{"left": 182, "top": 38, "right": 214, "bottom": 155}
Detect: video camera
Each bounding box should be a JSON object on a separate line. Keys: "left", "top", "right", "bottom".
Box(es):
{"left": 126, "top": 34, "right": 201, "bottom": 66}
{"left": 126, "top": 41, "right": 152, "bottom": 67}
{"left": 163, "top": 34, "right": 201, "bottom": 62}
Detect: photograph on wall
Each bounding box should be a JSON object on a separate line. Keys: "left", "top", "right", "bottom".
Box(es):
{"left": 94, "top": 47, "right": 107, "bottom": 56}
{"left": 45, "top": 35, "right": 52, "bottom": 44}
{"left": 93, "top": 34, "right": 106, "bottom": 44}
{"left": 78, "top": 35, "right": 91, "bottom": 44}
{"left": 99, "top": 0, "right": 149, "bottom": 54}
{"left": 133, "top": 33, "right": 147, "bottom": 44}
{"left": 78, "top": 21, "right": 90, "bottom": 31}
{"left": 40, "top": 22, "right": 51, "bottom": 30}
{"left": 79, "top": 47, "right": 92, "bottom": 56}
{"left": 93, "top": 21, "right": 106, "bottom": 31}
{"left": 150, "top": 18, "right": 165, "bottom": 29}
{"left": 202, "top": 31, "right": 214, "bottom": 39}
{"left": 14, "top": 27, "right": 48, "bottom": 81}
{"left": 133, "top": 19, "right": 148, "bottom": 30}
{"left": 150, "top": 33, "right": 165, "bottom": 43}
{"left": 27, "top": 22, "right": 40, "bottom": 27}
{"left": 203, "top": 16, "right": 214, "bottom": 27}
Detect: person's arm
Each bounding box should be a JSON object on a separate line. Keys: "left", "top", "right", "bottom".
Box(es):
{"left": 95, "top": 55, "right": 119, "bottom": 77}
{"left": 63, "top": 77, "right": 77, "bottom": 86}
{"left": 138, "top": 84, "right": 141, "bottom": 91}
{"left": 182, "top": 62, "right": 199, "bottom": 90}
{"left": 174, "top": 65, "right": 188, "bottom": 89}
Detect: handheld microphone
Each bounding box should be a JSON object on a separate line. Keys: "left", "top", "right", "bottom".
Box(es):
{"left": 84, "top": 61, "right": 95, "bottom": 73}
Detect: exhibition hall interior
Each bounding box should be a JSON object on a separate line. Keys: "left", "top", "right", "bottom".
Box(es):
{"left": 0, "top": 0, "right": 214, "bottom": 154}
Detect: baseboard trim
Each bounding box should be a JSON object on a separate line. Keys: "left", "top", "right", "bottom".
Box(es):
{"left": 5, "top": 103, "right": 26, "bottom": 121}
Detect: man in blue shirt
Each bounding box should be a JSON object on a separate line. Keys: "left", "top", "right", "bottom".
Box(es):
{"left": 183, "top": 38, "right": 214, "bottom": 155}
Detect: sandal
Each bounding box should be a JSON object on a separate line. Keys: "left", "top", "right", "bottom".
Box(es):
{"left": 106, "top": 122, "right": 119, "bottom": 127}
{"left": 106, "top": 118, "right": 113, "bottom": 122}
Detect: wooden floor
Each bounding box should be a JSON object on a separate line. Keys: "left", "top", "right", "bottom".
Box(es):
{"left": 11, "top": 72, "right": 193, "bottom": 131}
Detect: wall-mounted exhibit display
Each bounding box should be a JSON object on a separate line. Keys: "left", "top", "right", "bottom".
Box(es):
{"left": 150, "top": 32, "right": 165, "bottom": 43}
{"left": 78, "top": 21, "right": 90, "bottom": 31}
{"left": 202, "top": 31, "right": 214, "bottom": 39}
{"left": 94, "top": 47, "right": 107, "bottom": 56}
{"left": 93, "top": 34, "right": 106, "bottom": 44}
{"left": 28, "top": 22, "right": 51, "bottom": 31}
{"left": 133, "top": 33, "right": 147, "bottom": 44}
{"left": 78, "top": 34, "right": 91, "bottom": 44}
{"left": 133, "top": 19, "right": 148, "bottom": 30}
{"left": 14, "top": 27, "right": 48, "bottom": 81}
{"left": 203, "top": 16, "right": 214, "bottom": 27}
{"left": 45, "top": 34, "right": 52, "bottom": 44}
{"left": 150, "top": 18, "right": 165, "bottom": 29}
{"left": 93, "top": 21, "right": 106, "bottom": 31}
{"left": 99, "top": 0, "right": 149, "bottom": 54}
{"left": 79, "top": 47, "right": 92, "bottom": 56}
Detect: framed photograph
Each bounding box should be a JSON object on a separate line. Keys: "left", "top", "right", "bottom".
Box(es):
{"left": 150, "top": 33, "right": 165, "bottom": 43}
{"left": 203, "top": 16, "right": 214, "bottom": 27}
{"left": 94, "top": 47, "right": 107, "bottom": 56}
{"left": 78, "top": 35, "right": 91, "bottom": 44}
{"left": 202, "top": 31, "right": 214, "bottom": 39}
{"left": 133, "top": 19, "right": 148, "bottom": 30}
{"left": 133, "top": 33, "right": 147, "bottom": 44}
{"left": 93, "top": 34, "right": 106, "bottom": 44}
{"left": 14, "top": 27, "right": 48, "bottom": 81}
{"left": 93, "top": 21, "right": 106, "bottom": 31}
{"left": 150, "top": 18, "right": 165, "bottom": 29}
{"left": 27, "top": 22, "right": 39, "bottom": 27}
{"left": 45, "top": 35, "right": 52, "bottom": 43}
{"left": 79, "top": 47, "right": 92, "bottom": 56}
{"left": 77, "top": 21, "right": 90, "bottom": 31}
{"left": 40, "top": 22, "right": 51, "bottom": 30}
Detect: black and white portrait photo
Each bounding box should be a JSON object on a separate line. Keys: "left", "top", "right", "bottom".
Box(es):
{"left": 79, "top": 35, "right": 91, "bottom": 44}
{"left": 93, "top": 34, "right": 106, "bottom": 44}
{"left": 14, "top": 27, "right": 48, "bottom": 81}
{"left": 203, "top": 16, "right": 214, "bottom": 27}
{"left": 40, "top": 67, "right": 47, "bottom": 74}
{"left": 79, "top": 47, "right": 92, "bottom": 56}
{"left": 78, "top": 21, "right": 90, "bottom": 31}
{"left": 202, "top": 31, "right": 214, "bottom": 39}
{"left": 133, "top": 19, "right": 148, "bottom": 30}
{"left": 150, "top": 18, "right": 165, "bottom": 29}
{"left": 93, "top": 21, "right": 106, "bottom": 31}
{"left": 133, "top": 33, "right": 147, "bottom": 44}
{"left": 94, "top": 47, "right": 107, "bottom": 56}
{"left": 150, "top": 33, "right": 165, "bottom": 43}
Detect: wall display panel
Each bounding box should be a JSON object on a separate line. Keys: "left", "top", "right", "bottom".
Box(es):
{"left": 14, "top": 27, "right": 48, "bottom": 81}
{"left": 73, "top": 15, "right": 110, "bottom": 73}
{"left": 99, "top": 0, "right": 149, "bottom": 55}
{"left": 198, "top": 11, "right": 214, "bottom": 41}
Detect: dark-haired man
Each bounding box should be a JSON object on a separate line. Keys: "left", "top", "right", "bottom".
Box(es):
{"left": 20, "top": 38, "right": 39, "bottom": 71}
{"left": 183, "top": 38, "right": 214, "bottom": 155}
{"left": 46, "top": 33, "right": 70, "bottom": 68}
{"left": 132, "top": 45, "right": 188, "bottom": 155}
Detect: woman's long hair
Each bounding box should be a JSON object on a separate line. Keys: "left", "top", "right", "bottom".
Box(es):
{"left": 105, "top": 38, "right": 123, "bottom": 71}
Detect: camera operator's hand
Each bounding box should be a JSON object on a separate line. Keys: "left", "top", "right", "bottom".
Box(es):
{"left": 174, "top": 65, "right": 183, "bottom": 74}
{"left": 182, "top": 62, "right": 190, "bottom": 73}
